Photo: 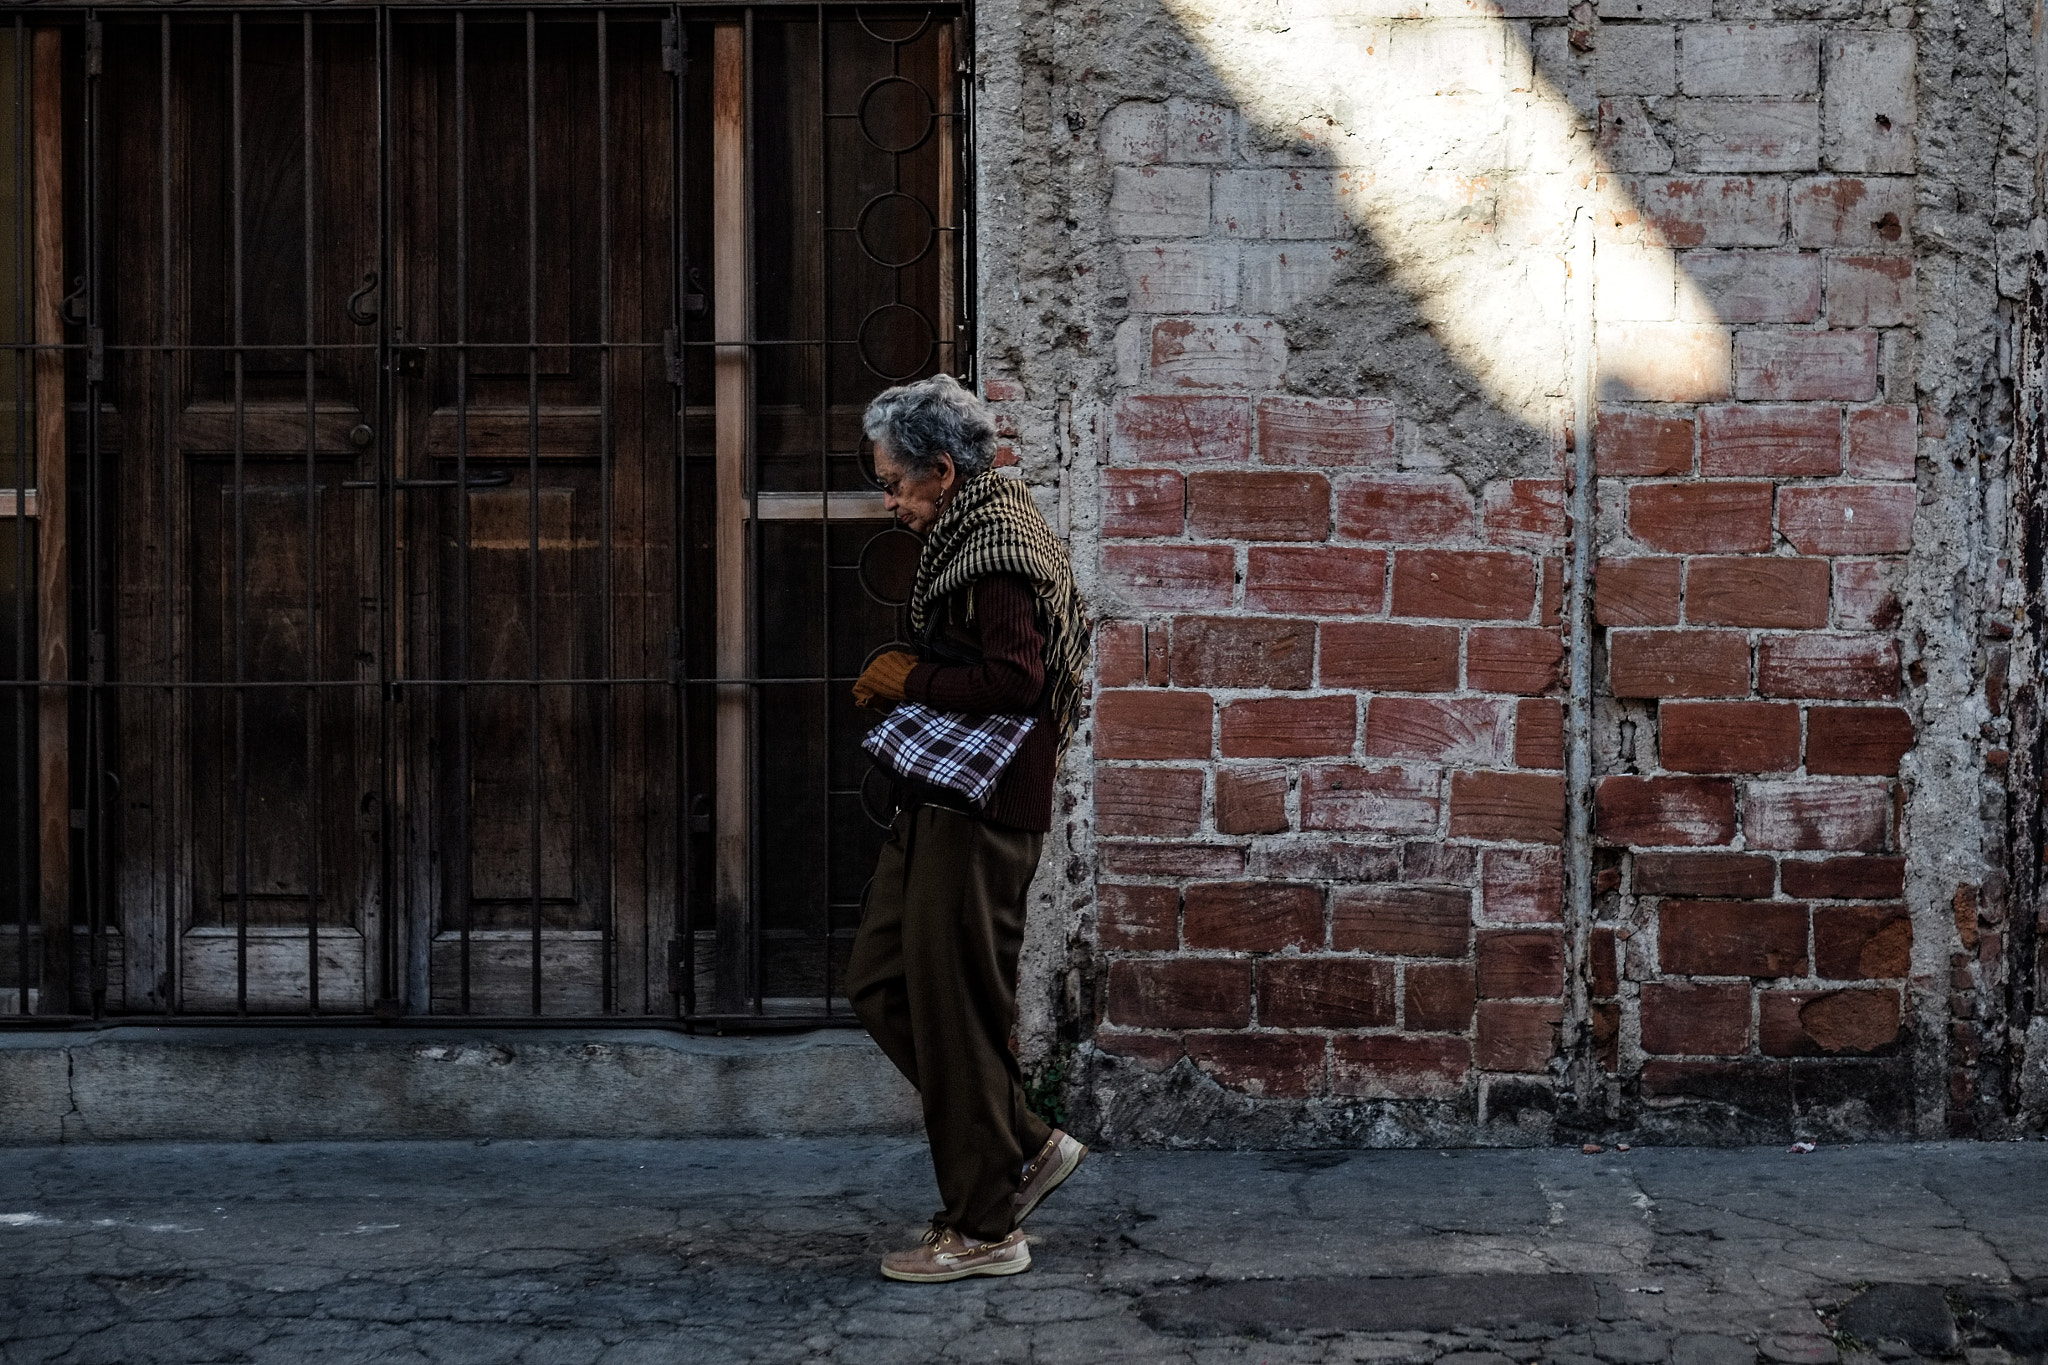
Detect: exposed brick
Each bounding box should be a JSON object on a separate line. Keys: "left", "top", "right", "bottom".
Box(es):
{"left": 1259, "top": 957, "right": 1398, "bottom": 1028}
{"left": 1392, "top": 551, "right": 1538, "bottom": 621}
{"left": 1093, "top": 1028, "right": 1184, "bottom": 1071}
{"left": 1363, "top": 697, "right": 1510, "bottom": 766}
{"left": 1096, "top": 689, "right": 1213, "bottom": 760}
{"left": 1735, "top": 330, "right": 1879, "bottom": 402}
{"left": 1640, "top": 1058, "right": 1791, "bottom": 1105}
{"left": 1480, "top": 847, "right": 1565, "bottom": 924}
{"left": 1676, "top": 100, "right": 1820, "bottom": 174}
{"left": 1778, "top": 485, "right": 1915, "bottom": 555}
{"left": 1102, "top": 545, "right": 1235, "bottom": 610}
{"left": 1591, "top": 927, "right": 1620, "bottom": 997}
{"left": 1758, "top": 634, "right": 1900, "bottom": 700}
{"left": 1823, "top": 34, "right": 1914, "bottom": 174}
{"left": 1482, "top": 480, "right": 1567, "bottom": 548}
{"left": 1780, "top": 855, "right": 1905, "bottom": 899}
{"left": 1609, "top": 629, "right": 1752, "bottom": 698}
{"left": 1404, "top": 842, "right": 1476, "bottom": 886}
{"left": 1846, "top": 406, "right": 1917, "bottom": 480}
{"left": 1541, "top": 557, "right": 1565, "bottom": 628}
{"left": 1214, "top": 167, "right": 1348, "bottom": 238}
{"left": 1599, "top": 95, "right": 1674, "bottom": 174}
{"left": 1814, "top": 904, "right": 1912, "bottom": 979}
{"left": 1122, "top": 242, "right": 1238, "bottom": 315}
{"left": 1171, "top": 616, "right": 1315, "bottom": 689}
{"left": 1103, "top": 469, "right": 1186, "bottom": 538}
{"left": 1597, "top": 558, "right": 1683, "bottom": 627}
{"left": 1300, "top": 764, "right": 1441, "bottom": 835}
{"left": 1184, "top": 1032, "right": 1326, "bottom": 1098}
{"left": 1825, "top": 255, "right": 1915, "bottom": 328}
{"left": 1790, "top": 176, "right": 1913, "bottom": 249}
{"left": 1257, "top": 396, "right": 1397, "bottom": 468}
{"left": 1244, "top": 546, "right": 1386, "bottom": 615}
{"left": 1640, "top": 982, "right": 1752, "bottom": 1055}
{"left": 1106, "top": 958, "right": 1253, "bottom": 1029}
{"left": 1628, "top": 481, "right": 1774, "bottom": 552}
{"left": 1660, "top": 701, "right": 1801, "bottom": 773}
{"left": 1096, "top": 621, "right": 1148, "bottom": 688}
{"left": 1111, "top": 394, "right": 1253, "bottom": 465}
{"left": 1161, "top": 97, "right": 1235, "bottom": 163}
{"left": 1634, "top": 851, "right": 1777, "bottom": 898}
{"left": 1321, "top": 623, "right": 1460, "bottom": 691}
{"left": 1699, "top": 404, "right": 1841, "bottom": 477}
{"left": 1149, "top": 318, "right": 1289, "bottom": 390}
{"left": 1514, "top": 699, "right": 1565, "bottom": 769}
{"left": 1330, "top": 1035, "right": 1471, "bottom": 1099}
{"left": 1477, "top": 929, "right": 1564, "bottom": 999}
{"left": 1806, "top": 705, "right": 1913, "bottom": 776}
{"left": 1331, "top": 885, "right": 1471, "bottom": 957}
{"left": 1098, "top": 766, "right": 1206, "bottom": 836}
{"left": 1467, "top": 627, "right": 1565, "bottom": 695}
{"left": 1759, "top": 988, "right": 1901, "bottom": 1055}
{"left": 1598, "top": 322, "right": 1734, "bottom": 402}
{"left": 1597, "top": 409, "right": 1694, "bottom": 476}
{"left": 1449, "top": 771, "right": 1567, "bottom": 843}
{"left": 1678, "top": 249, "right": 1822, "bottom": 324}
{"left": 1631, "top": 175, "right": 1788, "bottom": 248}
{"left": 1744, "top": 780, "right": 1889, "bottom": 852}
{"left": 1477, "top": 1001, "right": 1562, "bottom": 1071}
{"left": 1660, "top": 900, "right": 1809, "bottom": 976}
{"left": 1833, "top": 562, "right": 1902, "bottom": 631}
{"left": 1596, "top": 775, "right": 1738, "bottom": 845}
{"left": 1183, "top": 881, "right": 1325, "bottom": 953}
{"left": 1099, "top": 841, "right": 1246, "bottom": 879}
{"left": 1251, "top": 840, "right": 1403, "bottom": 883}
{"left": 1679, "top": 24, "right": 1819, "bottom": 96}
{"left": 1241, "top": 242, "right": 1350, "bottom": 314}
{"left": 1686, "top": 556, "right": 1830, "bottom": 629}
{"left": 1588, "top": 24, "right": 1676, "bottom": 93}
{"left": 1221, "top": 695, "right": 1357, "bottom": 759}
{"left": 1187, "top": 471, "right": 1332, "bottom": 542}
{"left": 1098, "top": 884, "right": 1180, "bottom": 952}
{"left": 1215, "top": 766, "right": 1290, "bottom": 836}
{"left": 1405, "top": 961, "right": 1478, "bottom": 1032}
{"left": 1108, "top": 165, "right": 1209, "bottom": 237}
{"left": 1336, "top": 477, "right": 1475, "bottom": 543}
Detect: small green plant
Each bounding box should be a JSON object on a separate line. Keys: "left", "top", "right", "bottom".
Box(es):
{"left": 1024, "top": 1042, "right": 1077, "bottom": 1129}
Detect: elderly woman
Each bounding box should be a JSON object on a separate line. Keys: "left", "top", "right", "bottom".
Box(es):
{"left": 846, "top": 374, "right": 1089, "bottom": 1283}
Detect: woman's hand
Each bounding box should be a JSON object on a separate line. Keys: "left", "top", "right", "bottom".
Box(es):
{"left": 852, "top": 650, "right": 919, "bottom": 708}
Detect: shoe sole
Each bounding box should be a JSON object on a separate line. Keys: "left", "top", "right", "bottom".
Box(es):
{"left": 880, "top": 1252, "right": 1032, "bottom": 1284}
{"left": 1015, "top": 1140, "right": 1088, "bottom": 1225}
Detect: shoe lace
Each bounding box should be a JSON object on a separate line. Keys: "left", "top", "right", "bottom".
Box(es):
{"left": 921, "top": 1221, "right": 947, "bottom": 1248}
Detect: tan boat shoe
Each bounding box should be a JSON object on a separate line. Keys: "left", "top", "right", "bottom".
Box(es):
{"left": 879, "top": 1224, "right": 1032, "bottom": 1284}
{"left": 1015, "top": 1129, "right": 1088, "bottom": 1225}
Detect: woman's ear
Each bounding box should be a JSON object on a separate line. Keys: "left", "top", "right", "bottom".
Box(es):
{"left": 935, "top": 450, "right": 958, "bottom": 491}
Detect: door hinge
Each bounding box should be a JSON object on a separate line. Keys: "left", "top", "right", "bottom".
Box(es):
{"left": 661, "top": 18, "right": 686, "bottom": 73}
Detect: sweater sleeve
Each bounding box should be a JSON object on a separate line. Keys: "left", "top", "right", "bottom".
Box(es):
{"left": 903, "top": 574, "right": 1046, "bottom": 716}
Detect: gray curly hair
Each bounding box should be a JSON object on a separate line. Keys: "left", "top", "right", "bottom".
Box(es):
{"left": 862, "top": 373, "right": 999, "bottom": 481}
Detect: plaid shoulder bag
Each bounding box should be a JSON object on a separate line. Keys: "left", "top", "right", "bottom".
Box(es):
{"left": 860, "top": 702, "right": 1036, "bottom": 808}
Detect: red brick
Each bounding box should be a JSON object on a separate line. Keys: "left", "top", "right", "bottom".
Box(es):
{"left": 1093, "top": 1028, "right": 1185, "bottom": 1072}
{"left": 1514, "top": 699, "right": 1565, "bottom": 769}
{"left": 1364, "top": 697, "right": 1510, "bottom": 766}
{"left": 1659, "top": 900, "right": 1809, "bottom": 977}
{"left": 1257, "top": 396, "right": 1397, "bottom": 467}
{"left": 1846, "top": 406, "right": 1916, "bottom": 480}
{"left": 1824, "top": 255, "right": 1915, "bottom": 328}
{"left": 1743, "top": 780, "right": 1889, "bottom": 852}
{"left": 1171, "top": 615, "right": 1314, "bottom": 689}
{"left": 1405, "top": 961, "right": 1478, "bottom": 1032}
{"left": 1244, "top": 546, "right": 1387, "bottom": 616}
{"left": 1758, "top": 634, "right": 1899, "bottom": 699}
{"left": 1596, "top": 775, "right": 1738, "bottom": 845}
{"left": 1780, "top": 855, "right": 1904, "bottom": 899}
{"left": 1640, "top": 982, "right": 1752, "bottom": 1055}
{"left": 1254, "top": 841, "right": 1403, "bottom": 883}
{"left": 1331, "top": 885, "right": 1471, "bottom": 957}
{"left": 982, "top": 378, "right": 1025, "bottom": 402}
{"left": 1184, "top": 1032, "right": 1327, "bottom": 1098}
{"left": 1640, "top": 1058, "right": 1790, "bottom": 1101}
{"left": 1300, "top": 764, "right": 1442, "bottom": 834}
{"left": 1591, "top": 927, "right": 1620, "bottom": 997}
{"left": 1628, "top": 482, "right": 1774, "bottom": 553}
{"left": 1449, "top": 771, "right": 1566, "bottom": 843}
{"left": 1790, "top": 176, "right": 1912, "bottom": 248}
{"left": 1331, "top": 1035, "right": 1470, "bottom": 1099}
{"left": 1632, "top": 175, "right": 1788, "bottom": 248}
{"left": 1321, "top": 623, "right": 1459, "bottom": 691}
{"left": 1183, "top": 881, "right": 1325, "bottom": 952}
{"left": 1098, "top": 766, "right": 1206, "bottom": 836}
{"left": 1699, "top": 405, "right": 1842, "bottom": 477}
{"left": 1103, "top": 469, "right": 1187, "bottom": 538}
{"left": 1111, "top": 393, "right": 1253, "bottom": 465}
{"left": 1759, "top": 988, "right": 1901, "bottom": 1055}
{"left": 1686, "top": 557, "right": 1830, "bottom": 629}
{"left": 1099, "top": 841, "right": 1246, "bottom": 879}
{"left": 1095, "top": 620, "right": 1149, "bottom": 688}
{"left": 1464, "top": 626, "right": 1564, "bottom": 695}
{"left": 1833, "top": 562, "right": 1901, "bottom": 631}
{"left": 1403, "top": 842, "right": 1476, "bottom": 886}
{"left": 1597, "top": 409, "right": 1695, "bottom": 477}
{"left": 1482, "top": 847, "right": 1564, "bottom": 923}
{"left": 1098, "top": 884, "right": 1180, "bottom": 952}
{"left": 1188, "top": 470, "right": 1332, "bottom": 542}
{"left": 1597, "top": 558, "right": 1683, "bottom": 627}
{"left": 1609, "top": 629, "right": 1751, "bottom": 698}
{"left": 1635, "top": 851, "right": 1776, "bottom": 898}
{"left": 1477, "top": 929, "right": 1564, "bottom": 999}
{"left": 1102, "top": 544, "right": 1235, "bottom": 610}
{"left": 1734, "top": 331, "right": 1879, "bottom": 402}
{"left": 1096, "top": 689, "right": 1213, "bottom": 759}
{"left": 1482, "top": 480, "right": 1567, "bottom": 548}
{"left": 1258, "top": 957, "right": 1398, "bottom": 1027}
{"left": 1106, "top": 958, "right": 1254, "bottom": 1028}
{"left": 1814, "top": 904, "right": 1912, "bottom": 979}
{"left": 1660, "top": 701, "right": 1801, "bottom": 773}
{"left": 1215, "top": 766, "right": 1290, "bottom": 835}
{"left": 1806, "top": 705, "right": 1912, "bottom": 775}
{"left": 1477, "top": 1001, "right": 1562, "bottom": 1071}
{"left": 1221, "top": 695, "right": 1357, "bottom": 758}
{"left": 1540, "top": 557, "right": 1565, "bottom": 627}
{"left": 1392, "top": 551, "right": 1537, "bottom": 621}
{"left": 1336, "top": 476, "right": 1475, "bottom": 544}
{"left": 1778, "top": 485, "right": 1914, "bottom": 555}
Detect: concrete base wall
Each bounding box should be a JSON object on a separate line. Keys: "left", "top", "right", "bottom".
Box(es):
{"left": 0, "top": 1027, "right": 922, "bottom": 1145}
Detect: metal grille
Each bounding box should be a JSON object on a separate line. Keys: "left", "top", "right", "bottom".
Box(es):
{"left": 0, "top": 4, "right": 971, "bottom": 1025}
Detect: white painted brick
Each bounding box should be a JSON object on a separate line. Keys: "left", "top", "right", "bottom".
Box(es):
{"left": 1592, "top": 26, "right": 1677, "bottom": 95}
{"left": 1628, "top": 175, "right": 1788, "bottom": 248}
{"left": 1823, "top": 33, "right": 1915, "bottom": 173}
{"left": 1165, "top": 98, "right": 1236, "bottom": 165}
{"left": 1824, "top": 254, "right": 1914, "bottom": 327}
{"left": 1675, "top": 99, "right": 1820, "bottom": 173}
{"left": 1214, "top": 169, "right": 1351, "bottom": 240}
{"left": 1241, "top": 242, "right": 1352, "bottom": 313}
{"left": 1787, "top": 177, "right": 1911, "bottom": 251}
{"left": 1122, "top": 243, "right": 1241, "bottom": 314}
{"left": 1676, "top": 249, "right": 1822, "bottom": 323}
{"left": 1391, "top": 20, "right": 1522, "bottom": 95}
{"left": 1147, "top": 317, "right": 1290, "bottom": 390}
{"left": 1100, "top": 101, "right": 1167, "bottom": 166}
{"left": 1109, "top": 167, "right": 1211, "bottom": 239}
{"left": 1679, "top": 25, "right": 1819, "bottom": 96}
{"left": 1531, "top": 27, "right": 1596, "bottom": 117}
{"left": 1599, "top": 97, "right": 1675, "bottom": 173}
{"left": 1598, "top": 0, "right": 1711, "bottom": 18}
{"left": 1596, "top": 243, "right": 1678, "bottom": 322}
{"left": 1598, "top": 321, "right": 1733, "bottom": 401}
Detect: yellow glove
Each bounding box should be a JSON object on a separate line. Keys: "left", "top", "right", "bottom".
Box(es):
{"left": 852, "top": 650, "right": 918, "bottom": 709}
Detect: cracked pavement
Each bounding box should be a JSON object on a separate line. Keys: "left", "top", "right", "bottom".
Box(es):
{"left": 3, "top": 1139, "right": 2047, "bottom": 1363}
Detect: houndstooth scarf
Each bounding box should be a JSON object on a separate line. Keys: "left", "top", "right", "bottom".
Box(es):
{"left": 910, "top": 471, "right": 1089, "bottom": 753}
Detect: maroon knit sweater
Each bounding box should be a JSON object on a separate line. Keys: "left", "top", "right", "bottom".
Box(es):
{"left": 900, "top": 573, "right": 1057, "bottom": 833}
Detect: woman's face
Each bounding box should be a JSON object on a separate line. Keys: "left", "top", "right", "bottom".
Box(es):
{"left": 873, "top": 441, "right": 957, "bottom": 535}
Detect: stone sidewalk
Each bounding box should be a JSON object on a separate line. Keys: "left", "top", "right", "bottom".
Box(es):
{"left": 4, "top": 1138, "right": 2048, "bottom": 1365}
